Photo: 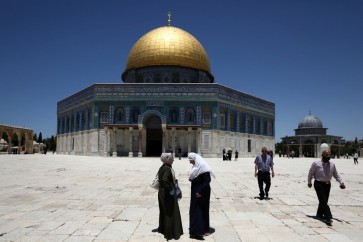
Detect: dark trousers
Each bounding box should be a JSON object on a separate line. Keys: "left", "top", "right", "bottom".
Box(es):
{"left": 257, "top": 171, "right": 271, "bottom": 197}
{"left": 314, "top": 180, "right": 332, "bottom": 219}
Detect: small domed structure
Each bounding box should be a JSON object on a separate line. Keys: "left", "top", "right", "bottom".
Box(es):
{"left": 281, "top": 113, "right": 342, "bottom": 158}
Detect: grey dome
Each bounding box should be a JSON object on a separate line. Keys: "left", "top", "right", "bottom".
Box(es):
{"left": 298, "top": 115, "right": 323, "bottom": 129}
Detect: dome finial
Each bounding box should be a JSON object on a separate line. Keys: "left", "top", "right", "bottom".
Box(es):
{"left": 167, "top": 11, "right": 171, "bottom": 26}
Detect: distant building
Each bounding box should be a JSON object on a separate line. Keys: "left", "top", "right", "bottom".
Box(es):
{"left": 281, "top": 113, "right": 343, "bottom": 158}
{"left": 57, "top": 16, "right": 275, "bottom": 157}
{"left": 0, "top": 124, "right": 33, "bottom": 154}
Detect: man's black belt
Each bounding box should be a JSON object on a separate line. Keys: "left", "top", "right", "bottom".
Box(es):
{"left": 316, "top": 180, "right": 330, "bottom": 184}
{"left": 258, "top": 171, "right": 270, "bottom": 174}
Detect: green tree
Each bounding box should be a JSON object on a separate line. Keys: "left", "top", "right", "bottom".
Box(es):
{"left": 2, "top": 132, "right": 9, "bottom": 142}
{"left": 21, "top": 135, "right": 25, "bottom": 146}
{"left": 12, "top": 133, "right": 19, "bottom": 146}
{"left": 37, "top": 132, "right": 42, "bottom": 143}
{"left": 33, "top": 133, "right": 37, "bottom": 142}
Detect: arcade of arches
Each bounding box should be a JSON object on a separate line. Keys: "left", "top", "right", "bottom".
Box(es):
{"left": 0, "top": 124, "right": 33, "bottom": 154}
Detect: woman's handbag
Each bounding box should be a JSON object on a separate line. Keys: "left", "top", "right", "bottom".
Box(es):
{"left": 175, "top": 180, "right": 182, "bottom": 200}
{"left": 150, "top": 174, "right": 159, "bottom": 190}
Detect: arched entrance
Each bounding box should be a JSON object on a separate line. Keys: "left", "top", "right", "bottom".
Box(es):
{"left": 303, "top": 140, "right": 315, "bottom": 157}
{"left": 145, "top": 115, "right": 162, "bottom": 157}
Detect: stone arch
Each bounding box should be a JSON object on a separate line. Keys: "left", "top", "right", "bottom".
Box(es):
{"left": 0, "top": 125, "right": 33, "bottom": 154}
{"left": 141, "top": 110, "right": 164, "bottom": 157}
{"left": 140, "top": 110, "right": 166, "bottom": 125}
{"left": 1, "top": 130, "right": 10, "bottom": 143}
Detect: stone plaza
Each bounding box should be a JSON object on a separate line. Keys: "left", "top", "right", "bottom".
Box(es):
{"left": 0, "top": 154, "right": 362, "bottom": 241}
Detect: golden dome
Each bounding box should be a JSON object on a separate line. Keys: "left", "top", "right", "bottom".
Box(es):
{"left": 123, "top": 26, "right": 212, "bottom": 76}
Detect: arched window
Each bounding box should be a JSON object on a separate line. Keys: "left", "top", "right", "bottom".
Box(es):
{"left": 82, "top": 111, "right": 87, "bottom": 130}
{"left": 246, "top": 115, "right": 251, "bottom": 134}
{"left": 202, "top": 107, "right": 211, "bottom": 125}
{"left": 219, "top": 108, "right": 226, "bottom": 129}
{"left": 169, "top": 107, "right": 179, "bottom": 123}
{"left": 114, "top": 107, "right": 125, "bottom": 123}
{"left": 185, "top": 108, "right": 195, "bottom": 124}
{"left": 76, "top": 113, "right": 81, "bottom": 131}
{"left": 230, "top": 111, "right": 236, "bottom": 131}
{"left": 131, "top": 107, "right": 141, "bottom": 123}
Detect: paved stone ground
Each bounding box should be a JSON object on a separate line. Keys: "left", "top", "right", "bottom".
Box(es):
{"left": 0, "top": 154, "right": 362, "bottom": 242}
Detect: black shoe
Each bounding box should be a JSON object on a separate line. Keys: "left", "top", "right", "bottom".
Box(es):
{"left": 190, "top": 235, "right": 205, "bottom": 240}
{"left": 152, "top": 228, "right": 160, "bottom": 233}
{"left": 325, "top": 219, "right": 333, "bottom": 226}
{"left": 265, "top": 192, "right": 269, "bottom": 198}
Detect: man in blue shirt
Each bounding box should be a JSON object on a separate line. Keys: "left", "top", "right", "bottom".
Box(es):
{"left": 254, "top": 147, "right": 275, "bottom": 200}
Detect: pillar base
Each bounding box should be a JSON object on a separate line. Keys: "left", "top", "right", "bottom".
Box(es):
{"left": 138, "top": 152, "right": 142, "bottom": 157}
{"left": 112, "top": 152, "right": 117, "bottom": 157}
{"left": 128, "top": 152, "right": 133, "bottom": 157}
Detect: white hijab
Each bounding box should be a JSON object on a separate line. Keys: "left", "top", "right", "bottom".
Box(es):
{"left": 188, "top": 152, "right": 216, "bottom": 180}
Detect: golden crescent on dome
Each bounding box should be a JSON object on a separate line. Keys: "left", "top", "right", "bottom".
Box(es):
{"left": 124, "top": 22, "right": 212, "bottom": 76}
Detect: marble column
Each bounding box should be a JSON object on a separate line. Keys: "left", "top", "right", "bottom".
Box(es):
{"left": 129, "top": 127, "right": 133, "bottom": 157}
{"left": 171, "top": 127, "right": 176, "bottom": 155}
{"left": 162, "top": 124, "right": 167, "bottom": 153}
{"left": 112, "top": 127, "right": 117, "bottom": 157}
{"left": 196, "top": 128, "right": 201, "bottom": 155}
{"left": 138, "top": 125, "right": 143, "bottom": 157}
{"left": 187, "top": 127, "right": 192, "bottom": 154}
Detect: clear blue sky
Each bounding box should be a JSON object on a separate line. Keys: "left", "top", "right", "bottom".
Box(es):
{"left": 1, "top": 0, "right": 362, "bottom": 142}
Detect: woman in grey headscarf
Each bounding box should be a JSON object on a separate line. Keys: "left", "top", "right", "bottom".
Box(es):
{"left": 187, "top": 152, "right": 215, "bottom": 240}
{"left": 157, "top": 153, "right": 183, "bottom": 240}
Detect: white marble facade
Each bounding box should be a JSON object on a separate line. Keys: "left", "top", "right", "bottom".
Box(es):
{"left": 57, "top": 128, "right": 274, "bottom": 158}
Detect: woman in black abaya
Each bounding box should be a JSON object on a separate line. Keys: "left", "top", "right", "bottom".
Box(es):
{"left": 157, "top": 153, "right": 183, "bottom": 241}
{"left": 187, "top": 152, "right": 215, "bottom": 240}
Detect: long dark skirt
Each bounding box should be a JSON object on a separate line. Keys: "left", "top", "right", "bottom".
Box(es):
{"left": 189, "top": 172, "right": 211, "bottom": 236}
{"left": 158, "top": 187, "right": 183, "bottom": 240}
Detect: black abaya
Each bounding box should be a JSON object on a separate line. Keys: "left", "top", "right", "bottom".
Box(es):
{"left": 189, "top": 172, "right": 211, "bottom": 236}
{"left": 158, "top": 164, "right": 183, "bottom": 240}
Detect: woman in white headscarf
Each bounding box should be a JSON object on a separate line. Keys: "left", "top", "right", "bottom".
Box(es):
{"left": 156, "top": 153, "right": 183, "bottom": 241}
{"left": 187, "top": 152, "right": 215, "bottom": 240}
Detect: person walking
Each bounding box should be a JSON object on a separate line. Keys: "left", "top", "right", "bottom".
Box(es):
{"left": 177, "top": 146, "right": 182, "bottom": 160}
{"left": 187, "top": 152, "right": 215, "bottom": 240}
{"left": 157, "top": 153, "right": 183, "bottom": 240}
{"left": 354, "top": 152, "right": 359, "bottom": 165}
{"left": 227, "top": 149, "right": 232, "bottom": 161}
{"left": 254, "top": 147, "right": 275, "bottom": 200}
{"left": 234, "top": 150, "right": 239, "bottom": 161}
{"left": 308, "top": 149, "right": 346, "bottom": 226}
